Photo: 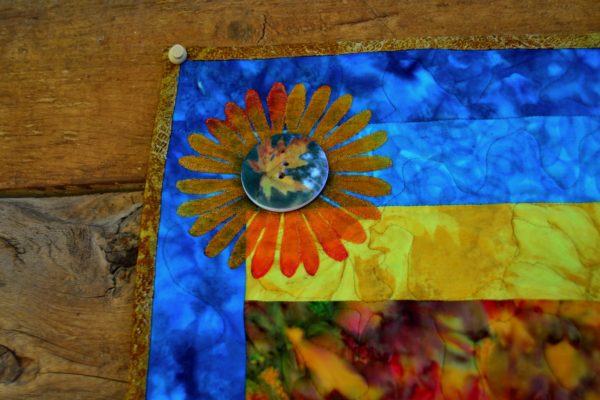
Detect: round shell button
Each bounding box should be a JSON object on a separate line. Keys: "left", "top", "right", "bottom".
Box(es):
{"left": 241, "top": 134, "right": 329, "bottom": 212}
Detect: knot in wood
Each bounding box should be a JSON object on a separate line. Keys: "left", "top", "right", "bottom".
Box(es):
{"left": 0, "top": 345, "right": 23, "bottom": 384}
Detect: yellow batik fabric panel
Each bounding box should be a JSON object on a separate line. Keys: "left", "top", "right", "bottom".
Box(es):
{"left": 246, "top": 202, "right": 600, "bottom": 301}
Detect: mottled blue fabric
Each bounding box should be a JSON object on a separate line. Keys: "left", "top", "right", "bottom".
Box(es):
{"left": 147, "top": 48, "right": 600, "bottom": 399}
{"left": 179, "top": 48, "right": 599, "bottom": 126}
{"left": 367, "top": 116, "right": 600, "bottom": 206}
{"left": 146, "top": 122, "right": 246, "bottom": 399}
{"left": 176, "top": 48, "right": 600, "bottom": 206}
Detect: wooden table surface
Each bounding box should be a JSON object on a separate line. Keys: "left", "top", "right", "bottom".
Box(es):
{"left": 2, "top": 0, "right": 599, "bottom": 193}
{"left": 0, "top": 1, "right": 598, "bottom": 398}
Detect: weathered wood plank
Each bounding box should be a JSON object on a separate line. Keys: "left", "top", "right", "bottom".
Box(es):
{"left": 0, "top": 192, "right": 142, "bottom": 399}
{"left": 1, "top": 1, "right": 599, "bottom": 191}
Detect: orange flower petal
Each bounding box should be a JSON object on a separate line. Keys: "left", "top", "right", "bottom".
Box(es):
{"left": 176, "top": 188, "right": 243, "bottom": 216}
{"left": 328, "top": 174, "right": 391, "bottom": 197}
{"left": 179, "top": 155, "right": 239, "bottom": 174}
{"left": 225, "top": 102, "right": 258, "bottom": 153}
{"left": 321, "top": 110, "right": 371, "bottom": 151}
{"left": 205, "top": 118, "right": 244, "bottom": 156}
{"left": 297, "top": 85, "right": 331, "bottom": 136}
{"left": 312, "top": 198, "right": 366, "bottom": 244}
{"left": 205, "top": 211, "right": 248, "bottom": 257}
{"left": 326, "top": 130, "right": 387, "bottom": 159}
{"left": 312, "top": 94, "right": 352, "bottom": 144}
{"left": 267, "top": 82, "right": 287, "bottom": 135}
{"left": 245, "top": 89, "right": 271, "bottom": 142}
{"left": 176, "top": 178, "right": 240, "bottom": 195}
{"left": 187, "top": 134, "right": 239, "bottom": 164}
{"left": 322, "top": 187, "right": 381, "bottom": 220}
{"left": 329, "top": 155, "right": 392, "bottom": 173}
{"left": 285, "top": 84, "right": 306, "bottom": 133}
{"left": 251, "top": 212, "right": 281, "bottom": 278}
{"left": 245, "top": 211, "right": 268, "bottom": 256}
{"left": 296, "top": 213, "right": 320, "bottom": 275}
{"left": 302, "top": 207, "right": 348, "bottom": 261}
{"left": 280, "top": 211, "right": 302, "bottom": 277}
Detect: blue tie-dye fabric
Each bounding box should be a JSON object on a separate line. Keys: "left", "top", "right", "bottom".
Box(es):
{"left": 146, "top": 48, "right": 600, "bottom": 399}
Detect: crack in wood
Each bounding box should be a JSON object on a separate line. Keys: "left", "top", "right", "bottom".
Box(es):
{"left": 0, "top": 235, "right": 25, "bottom": 264}
{"left": 257, "top": 14, "right": 268, "bottom": 45}
{"left": 100, "top": 204, "right": 141, "bottom": 297}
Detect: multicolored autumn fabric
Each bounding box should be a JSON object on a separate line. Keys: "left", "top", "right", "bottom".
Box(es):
{"left": 245, "top": 301, "right": 600, "bottom": 399}
{"left": 128, "top": 36, "right": 600, "bottom": 400}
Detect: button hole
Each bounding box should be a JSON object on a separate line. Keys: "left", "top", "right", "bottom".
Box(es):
{"left": 278, "top": 172, "right": 285, "bottom": 179}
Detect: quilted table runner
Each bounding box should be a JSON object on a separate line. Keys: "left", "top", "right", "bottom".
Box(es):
{"left": 129, "top": 34, "right": 600, "bottom": 400}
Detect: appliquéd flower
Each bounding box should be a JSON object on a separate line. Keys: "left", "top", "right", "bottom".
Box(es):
{"left": 177, "top": 82, "right": 391, "bottom": 278}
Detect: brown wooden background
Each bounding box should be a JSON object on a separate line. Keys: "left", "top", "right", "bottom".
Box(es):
{"left": 0, "top": 1, "right": 598, "bottom": 398}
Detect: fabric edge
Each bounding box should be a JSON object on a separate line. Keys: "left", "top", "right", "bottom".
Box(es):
{"left": 126, "top": 33, "right": 600, "bottom": 398}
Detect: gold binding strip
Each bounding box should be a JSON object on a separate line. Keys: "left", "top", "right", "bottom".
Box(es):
{"left": 188, "top": 33, "right": 600, "bottom": 60}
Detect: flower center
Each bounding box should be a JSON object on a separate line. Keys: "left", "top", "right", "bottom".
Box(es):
{"left": 241, "top": 133, "right": 329, "bottom": 212}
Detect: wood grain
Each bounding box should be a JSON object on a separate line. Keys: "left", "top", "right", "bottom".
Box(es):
{"left": 0, "top": 2, "right": 599, "bottom": 398}
{"left": 0, "top": 192, "right": 142, "bottom": 399}
{"left": 1, "top": 1, "right": 599, "bottom": 191}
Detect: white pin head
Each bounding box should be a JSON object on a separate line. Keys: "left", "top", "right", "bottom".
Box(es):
{"left": 168, "top": 44, "right": 187, "bottom": 65}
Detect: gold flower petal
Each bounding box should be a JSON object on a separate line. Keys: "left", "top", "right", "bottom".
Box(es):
{"left": 228, "top": 229, "right": 248, "bottom": 269}
{"left": 322, "top": 186, "right": 381, "bottom": 220}
{"left": 179, "top": 156, "right": 239, "bottom": 174}
{"left": 328, "top": 175, "right": 391, "bottom": 197}
{"left": 326, "top": 131, "right": 387, "bottom": 159}
{"left": 329, "top": 155, "right": 392, "bottom": 173}
{"left": 225, "top": 102, "right": 258, "bottom": 153}
{"left": 188, "top": 134, "right": 239, "bottom": 164}
{"left": 206, "top": 118, "right": 244, "bottom": 156}
{"left": 177, "top": 188, "right": 243, "bottom": 217}
{"left": 189, "top": 199, "right": 245, "bottom": 236}
{"left": 321, "top": 110, "right": 371, "bottom": 151}
{"left": 245, "top": 89, "right": 271, "bottom": 142}
{"left": 312, "top": 94, "right": 352, "bottom": 143}
{"left": 296, "top": 85, "right": 331, "bottom": 136}
{"left": 285, "top": 84, "right": 306, "bottom": 133}
{"left": 205, "top": 211, "right": 249, "bottom": 258}
{"left": 176, "top": 178, "right": 241, "bottom": 195}
{"left": 228, "top": 205, "right": 257, "bottom": 268}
